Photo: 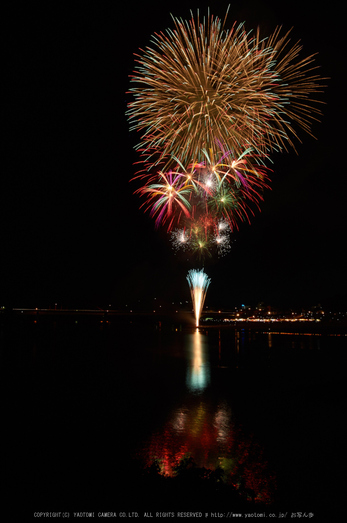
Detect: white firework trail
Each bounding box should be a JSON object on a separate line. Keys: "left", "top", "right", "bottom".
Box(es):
{"left": 187, "top": 269, "right": 211, "bottom": 327}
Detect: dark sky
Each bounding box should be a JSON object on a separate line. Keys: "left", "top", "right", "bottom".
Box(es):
{"left": 3, "top": 0, "right": 346, "bottom": 310}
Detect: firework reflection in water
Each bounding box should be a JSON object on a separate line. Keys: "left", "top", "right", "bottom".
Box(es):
{"left": 187, "top": 269, "right": 211, "bottom": 327}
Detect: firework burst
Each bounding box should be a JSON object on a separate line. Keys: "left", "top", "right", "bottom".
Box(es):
{"left": 138, "top": 146, "right": 270, "bottom": 256}
{"left": 134, "top": 169, "right": 191, "bottom": 230}
{"left": 127, "top": 9, "right": 325, "bottom": 260}
{"left": 127, "top": 9, "right": 324, "bottom": 171}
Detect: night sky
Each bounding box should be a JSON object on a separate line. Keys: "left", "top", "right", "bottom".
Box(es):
{"left": 3, "top": 0, "right": 346, "bottom": 311}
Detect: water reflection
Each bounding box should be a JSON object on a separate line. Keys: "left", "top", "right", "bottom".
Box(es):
{"left": 139, "top": 328, "right": 276, "bottom": 504}
{"left": 186, "top": 329, "right": 210, "bottom": 393}
{"left": 268, "top": 332, "right": 272, "bottom": 348}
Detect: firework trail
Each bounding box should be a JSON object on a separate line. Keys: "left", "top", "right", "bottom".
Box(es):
{"left": 187, "top": 269, "right": 211, "bottom": 327}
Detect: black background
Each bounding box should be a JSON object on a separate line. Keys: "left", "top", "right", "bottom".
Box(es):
{"left": 3, "top": 0, "right": 346, "bottom": 310}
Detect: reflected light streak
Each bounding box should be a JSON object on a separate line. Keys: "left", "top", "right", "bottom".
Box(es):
{"left": 214, "top": 403, "right": 231, "bottom": 444}
{"left": 186, "top": 329, "right": 210, "bottom": 393}
{"left": 140, "top": 398, "right": 276, "bottom": 503}
{"left": 138, "top": 331, "right": 276, "bottom": 504}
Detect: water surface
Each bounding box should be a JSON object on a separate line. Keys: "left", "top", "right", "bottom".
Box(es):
{"left": 4, "top": 316, "right": 345, "bottom": 514}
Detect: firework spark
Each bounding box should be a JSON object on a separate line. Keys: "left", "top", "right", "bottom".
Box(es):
{"left": 127, "top": 9, "right": 325, "bottom": 260}
{"left": 214, "top": 221, "right": 232, "bottom": 257}
{"left": 127, "top": 9, "right": 324, "bottom": 172}
{"left": 135, "top": 169, "right": 191, "bottom": 229}
{"left": 140, "top": 147, "right": 270, "bottom": 256}
{"left": 187, "top": 269, "right": 211, "bottom": 327}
